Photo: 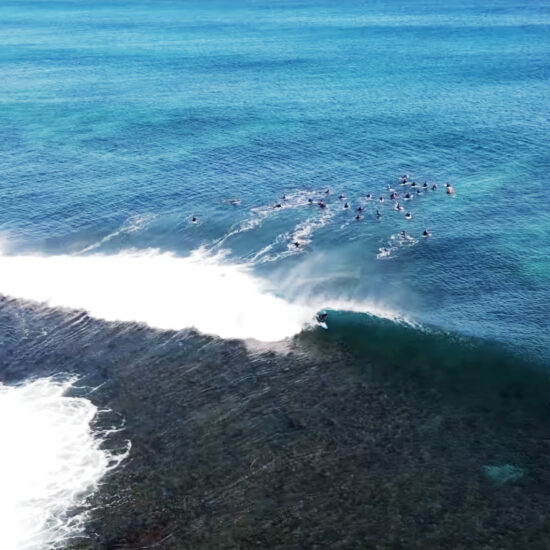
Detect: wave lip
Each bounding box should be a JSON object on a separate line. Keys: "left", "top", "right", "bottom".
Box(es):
{"left": 0, "top": 377, "right": 128, "bottom": 550}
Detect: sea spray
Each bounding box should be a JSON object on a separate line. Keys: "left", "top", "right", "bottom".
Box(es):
{"left": 0, "top": 249, "right": 404, "bottom": 342}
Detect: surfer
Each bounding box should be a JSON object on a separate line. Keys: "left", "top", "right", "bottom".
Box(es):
{"left": 293, "top": 241, "right": 300, "bottom": 248}
{"left": 446, "top": 183, "right": 455, "bottom": 195}
{"left": 191, "top": 216, "right": 198, "bottom": 222}
{"left": 379, "top": 196, "right": 384, "bottom": 203}
{"left": 376, "top": 208, "right": 381, "bottom": 218}
{"left": 316, "top": 312, "right": 328, "bottom": 323}
{"left": 405, "top": 212, "right": 412, "bottom": 219}
{"left": 366, "top": 193, "right": 372, "bottom": 199}
{"left": 274, "top": 203, "right": 282, "bottom": 208}
{"left": 319, "top": 201, "right": 327, "bottom": 208}
{"left": 423, "top": 229, "right": 431, "bottom": 237}
{"left": 423, "top": 182, "right": 428, "bottom": 189}
{"left": 344, "top": 202, "right": 349, "bottom": 209}
{"left": 432, "top": 183, "right": 438, "bottom": 190}
{"left": 308, "top": 198, "right": 313, "bottom": 204}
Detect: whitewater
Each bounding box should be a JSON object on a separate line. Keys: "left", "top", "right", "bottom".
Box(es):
{"left": 0, "top": 378, "right": 128, "bottom": 550}
{"left": 0, "top": 248, "right": 403, "bottom": 342}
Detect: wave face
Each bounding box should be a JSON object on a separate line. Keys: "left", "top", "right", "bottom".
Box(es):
{"left": 315, "top": 310, "right": 549, "bottom": 412}
{"left": 0, "top": 378, "right": 126, "bottom": 550}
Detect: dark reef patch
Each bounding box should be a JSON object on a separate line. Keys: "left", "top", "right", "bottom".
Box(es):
{"left": 1, "top": 297, "right": 549, "bottom": 549}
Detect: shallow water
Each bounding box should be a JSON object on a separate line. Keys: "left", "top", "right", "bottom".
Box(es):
{"left": 1, "top": 0, "right": 550, "bottom": 547}
{"left": 2, "top": 298, "right": 550, "bottom": 549}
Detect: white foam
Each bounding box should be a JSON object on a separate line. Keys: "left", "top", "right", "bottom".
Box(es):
{"left": 211, "top": 216, "right": 264, "bottom": 250}
{"left": 251, "top": 210, "right": 335, "bottom": 264}
{"left": 0, "top": 377, "right": 127, "bottom": 550}
{"left": 0, "top": 249, "right": 313, "bottom": 341}
{"left": 376, "top": 247, "right": 392, "bottom": 259}
{"left": 290, "top": 210, "right": 333, "bottom": 246}
{"left": 79, "top": 214, "right": 155, "bottom": 254}
{"left": 0, "top": 246, "right": 408, "bottom": 341}
{"left": 376, "top": 232, "right": 419, "bottom": 260}
{"left": 211, "top": 190, "right": 326, "bottom": 252}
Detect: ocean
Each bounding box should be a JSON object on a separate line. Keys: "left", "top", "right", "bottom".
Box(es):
{"left": 1, "top": 0, "right": 550, "bottom": 548}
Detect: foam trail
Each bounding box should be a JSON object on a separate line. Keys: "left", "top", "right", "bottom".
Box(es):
{"left": 0, "top": 378, "right": 128, "bottom": 550}
{"left": 210, "top": 190, "right": 324, "bottom": 252}
{"left": 376, "top": 232, "right": 419, "bottom": 260}
{"left": 288, "top": 210, "right": 334, "bottom": 247}
{"left": 0, "top": 249, "right": 313, "bottom": 341}
{"left": 210, "top": 216, "right": 263, "bottom": 251}
{"left": 78, "top": 214, "right": 155, "bottom": 254}
{"left": 251, "top": 210, "right": 335, "bottom": 264}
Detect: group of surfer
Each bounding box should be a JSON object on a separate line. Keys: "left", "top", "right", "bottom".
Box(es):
{"left": 287, "top": 174, "right": 453, "bottom": 244}
{"left": 314, "top": 176, "right": 451, "bottom": 216}
{"left": 192, "top": 174, "right": 453, "bottom": 248}
{"left": 281, "top": 174, "right": 455, "bottom": 247}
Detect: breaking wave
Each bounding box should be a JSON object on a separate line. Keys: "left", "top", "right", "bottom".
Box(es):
{"left": 0, "top": 248, "right": 402, "bottom": 342}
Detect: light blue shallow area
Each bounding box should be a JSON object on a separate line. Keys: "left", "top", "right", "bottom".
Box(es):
{"left": 1, "top": 0, "right": 549, "bottom": 360}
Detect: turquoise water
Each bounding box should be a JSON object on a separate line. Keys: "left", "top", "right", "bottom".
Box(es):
{"left": 1, "top": 0, "right": 549, "bottom": 359}
{"left": 1, "top": 1, "right": 550, "bottom": 547}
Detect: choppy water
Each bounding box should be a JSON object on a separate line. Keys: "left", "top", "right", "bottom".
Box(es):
{"left": 1, "top": 0, "right": 550, "bottom": 548}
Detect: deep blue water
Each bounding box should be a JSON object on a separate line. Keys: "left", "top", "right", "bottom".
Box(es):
{"left": 2, "top": 0, "right": 549, "bottom": 361}
{"left": 1, "top": 1, "right": 550, "bottom": 547}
